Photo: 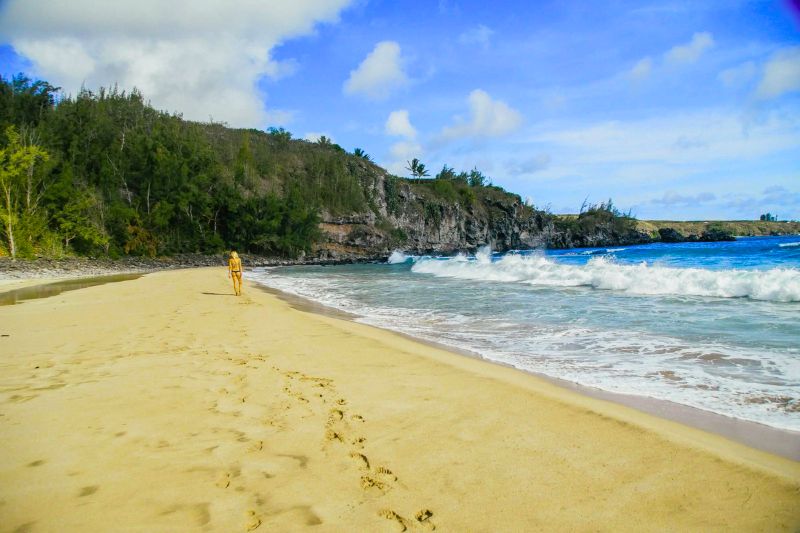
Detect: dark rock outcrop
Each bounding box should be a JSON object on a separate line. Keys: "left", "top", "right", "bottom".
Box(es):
{"left": 658, "top": 227, "right": 685, "bottom": 243}
{"left": 697, "top": 229, "right": 736, "bottom": 242}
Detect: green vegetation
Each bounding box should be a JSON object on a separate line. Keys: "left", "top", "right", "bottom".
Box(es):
{"left": 405, "top": 158, "right": 430, "bottom": 179}
{"left": 0, "top": 74, "right": 370, "bottom": 258}
{"left": 353, "top": 148, "right": 371, "bottom": 162}
{"left": 0, "top": 126, "right": 51, "bottom": 259}
{"left": 1, "top": 73, "right": 655, "bottom": 259}
{"left": 637, "top": 219, "right": 800, "bottom": 238}
{"left": 555, "top": 199, "right": 638, "bottom": 240}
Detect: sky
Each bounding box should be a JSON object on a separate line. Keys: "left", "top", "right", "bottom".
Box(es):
{"left": 1, "top": 0, "right": 799, "bottom": 219}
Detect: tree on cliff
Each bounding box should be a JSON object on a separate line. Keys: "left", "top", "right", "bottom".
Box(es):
{"left": 406, "top": 158, "right": 430, "bottom": 179}
{"left": 353, "top": 148, "right": 371, "bottom": 161}
{"left": 0, "top": 125, "right": 48, "bottom": 259}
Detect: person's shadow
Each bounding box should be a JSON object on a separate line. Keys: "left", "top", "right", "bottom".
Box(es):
{"left": 201, "top": 292, "right": 235, "bottom": 296}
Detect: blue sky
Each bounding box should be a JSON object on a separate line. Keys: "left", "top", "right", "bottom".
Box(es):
{"left": 1, "top": 0, "right": 799, "bottom": 219}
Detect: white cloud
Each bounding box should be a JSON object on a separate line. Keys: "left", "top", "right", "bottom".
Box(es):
{"left": 343, "top": 41, "right": 407, "bottom": 100}
{"left": 304, "top": 132, "right": 335, "bottom": 143}
{"left": 385, "top": 110, "right": 417, "bottom": 138}
{"left": 756, "top": 46, "right": 800, "bottom": 99}
{"left": 516, "top": 108, "right": 800, "bottom": 194}
{"left": 718, "top": 61, "right": 757, "bottom": 88}
{"left": 664, "top": 32, "right": 714, "bottom": 64}
{"left": 383, "top": 109, "right": 420, "bottom": 174}
{"left": 458, "top": 25, "right": 494, "bottom": 49}
{"left": 385, "top": 140, "right": 424, "bottom": 175}
{"left": 390, "top": 140, "right": 423, "bottom": 160}
{"left": 629, "top": 57, "right": 652, "bottom": 81}
{"left": 439, "top": 89, "right": 523, "bottom": 142}
{"left": 0, "top": 0, "right": 353, "bottom": 127}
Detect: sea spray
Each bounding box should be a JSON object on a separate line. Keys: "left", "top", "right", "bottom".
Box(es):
{"left": 387, "top": 251, "right": 412, "bottom": 264}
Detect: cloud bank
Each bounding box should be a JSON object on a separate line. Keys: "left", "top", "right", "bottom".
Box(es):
{"left": 343, "top": 41, "right": 408, "bottom": 100}
{"left": 756, "top": 46, "right": 800, "bottom": 99}
{"left": 385, "top": 110, "right": 417, "bottom": 138}
{"left": 439, "top": 89, "right": 522, "bottom": 142}
{"left": 0, "top": 0, "right": 354, "bottom": 127}
{"left": 664, "top": 32, "right": 714, "bottom": 64}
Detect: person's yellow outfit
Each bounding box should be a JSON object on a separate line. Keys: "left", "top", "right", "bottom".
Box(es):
{"left": 228, "top": 253, "right": 243, "bottom": 296}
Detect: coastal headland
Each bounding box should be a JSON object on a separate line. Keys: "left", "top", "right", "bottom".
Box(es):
{"left": 1, "top": 268, "right": 799, "bottom": 531}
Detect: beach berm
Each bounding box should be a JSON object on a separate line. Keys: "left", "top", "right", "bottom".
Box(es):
{"left": 0, "top": 268, "right": 798, "bottom": 531}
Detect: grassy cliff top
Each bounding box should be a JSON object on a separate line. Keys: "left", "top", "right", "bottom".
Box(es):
{"left": 635, "top": 220, "right": 800, "bottom": 237}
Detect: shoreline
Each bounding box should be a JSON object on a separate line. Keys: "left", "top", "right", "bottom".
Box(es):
{"left": 3, "top": 232, "right": 798, "bottom": 281}
{"left": 255, "top": 281, "right": 800, "bottom": 462}
{"left": 1, "top": 267, "right": 798, "bottom": 530}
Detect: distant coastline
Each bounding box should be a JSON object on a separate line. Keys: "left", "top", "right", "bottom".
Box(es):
{"left": 635, "top": 219, "right": 800, "bottom": 238}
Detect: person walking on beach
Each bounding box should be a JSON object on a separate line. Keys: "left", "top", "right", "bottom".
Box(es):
{"left": 227, "top": 251, "right": 243, "bottom": 296}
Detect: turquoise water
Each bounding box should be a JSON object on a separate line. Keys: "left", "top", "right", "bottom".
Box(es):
{"left": 251, "top": 236, "right": 800, "bottom": 431}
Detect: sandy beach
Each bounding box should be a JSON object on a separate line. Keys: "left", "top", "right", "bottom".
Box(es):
{"left": 1, "top": 268, "right": 799, "bottom": 532}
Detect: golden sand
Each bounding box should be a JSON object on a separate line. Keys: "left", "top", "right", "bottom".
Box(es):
{"left": 1, "top": 268, "right": 798, "bottom": 531}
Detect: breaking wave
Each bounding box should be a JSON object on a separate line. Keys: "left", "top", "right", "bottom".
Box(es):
{"left": 387, "top": 250, "right": 414, "bottom": 264}
{"left": 411, "top": 251, "right": 800, "bottom": 302}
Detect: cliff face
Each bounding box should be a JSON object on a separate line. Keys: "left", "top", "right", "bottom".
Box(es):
{"left": 314, "top": 165, "right": 557, "bottom": 260}
{"left": 311, "top": 162, "right": 752, "bottom": 260}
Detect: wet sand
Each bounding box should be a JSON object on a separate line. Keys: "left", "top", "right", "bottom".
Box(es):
{"left": 260, "top": 283, "right": 800, "bottom": 461}
{"left": 1, "top": 268, "right": 798, "bottom": 531}
{"left": 0, "top": 274, "right": 142, "bottom": 306}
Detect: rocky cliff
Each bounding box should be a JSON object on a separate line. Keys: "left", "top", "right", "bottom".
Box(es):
{"left": 311, "top": 160, "right": 756, "bottom": 259}
{"left": 314, "top": 165, "right": 556, "bottom": 259}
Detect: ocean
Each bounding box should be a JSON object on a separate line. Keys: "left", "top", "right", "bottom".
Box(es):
{"left": 250, "top": 235, "right": 800, "bottom": 432}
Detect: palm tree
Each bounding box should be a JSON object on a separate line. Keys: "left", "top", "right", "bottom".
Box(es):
{"left": 353, "top": 148, "right": 371, "bottom": 161}
{"left": 405, "top": 158, "right": 430, "bottom": 179}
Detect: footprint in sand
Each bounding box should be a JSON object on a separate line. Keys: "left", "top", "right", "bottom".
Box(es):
{"left": 244, "top": 510, "right": 261, "bottom": 531}
{"left": 324, "top": 429, "right": 344, "bottom": 443}
{"left": 360, "top": 475, "right": 388, "bottom": 492}
{"left": 415, "top": 509, "right": 436, "bottom": 530}
{"left": 379, "top": 508, "right": 436, "bottom": 531}
{"left": 349, "top": 452, "right": 370, "bottom": 470}
{"left": 361, "top": 465, "right": 397, "bottom": 493}
{"left": 379, "top": 509, "right": 408, "bottom": 532}
{"left": 215, "top": 472, "right": 231, "bottom": 488}
{"left": 78, "top": 485, "right": 99, "bottom": 497}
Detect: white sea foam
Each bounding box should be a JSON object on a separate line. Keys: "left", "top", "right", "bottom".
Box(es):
{"left": 563, "top": 247, "right": 626, "bottom": 256}
{"left": 387, "top": 250, "right": 412, "bottom": 264}
{"left": 411, "top": 254, "right": 800, "bottom": 302}
{"left": 779, "top": 241, "right": 800, "bottom": 248}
